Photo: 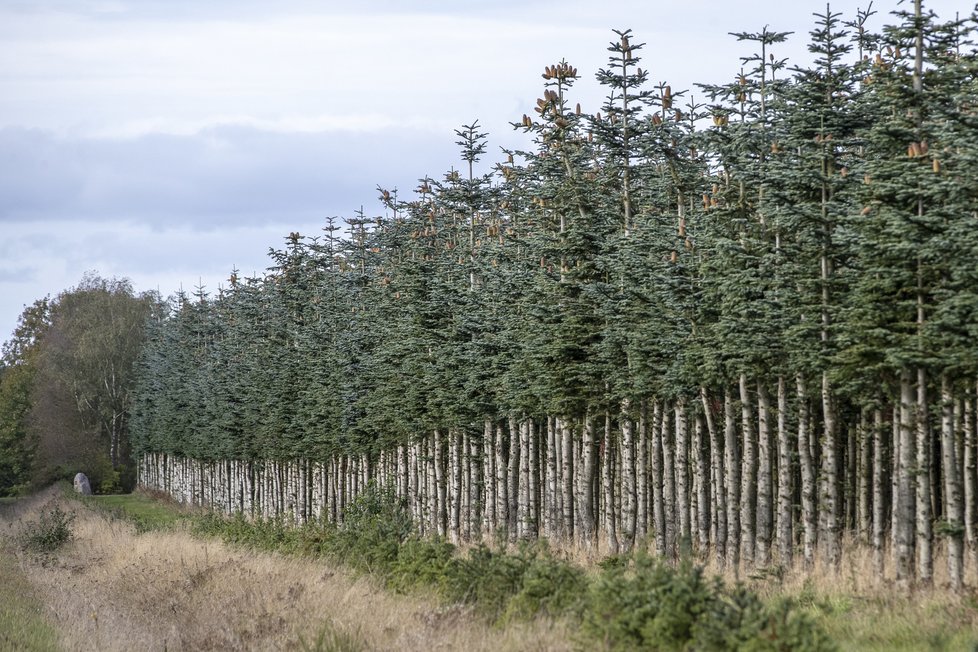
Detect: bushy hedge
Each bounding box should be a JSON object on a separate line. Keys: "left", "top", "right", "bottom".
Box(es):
{"left": 194, "top": 484, "right": 834, "bottom": 651}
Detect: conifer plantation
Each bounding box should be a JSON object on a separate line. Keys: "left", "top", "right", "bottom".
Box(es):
{"left": 131, "top": 3, "right": 978, "bottom": 588}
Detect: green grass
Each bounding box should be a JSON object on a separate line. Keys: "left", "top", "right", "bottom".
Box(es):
{"left": 0, "top": 545, "right": 60, "bottom": 651}
{"left": 79, "top": 491, "right": 188, "bottom": 532}
{"left": 812, "top": 591, "right": 978, "bottom": 652}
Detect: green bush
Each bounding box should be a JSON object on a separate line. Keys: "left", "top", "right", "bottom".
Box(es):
{"left": 20, "top": 505, "right": 75, "bottom": 554}
{"left": 581, "top": 553, "right": 836, "bottom": 652}
{"left": 322, "top": 482, "right": 413, "bottom": 574}
{"left": 442, "top": 543, "right": 531, "bottom": 620}
{"left": 502, "top": 547, "right": 587, "bottom": 622}
{"left": 387, "top": 536, "right": 455, "bottom": 593}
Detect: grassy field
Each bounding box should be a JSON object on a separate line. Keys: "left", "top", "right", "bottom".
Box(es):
{"left": 2, "top": 489, "right": 573, "bottom": 651}
{"left": 6, "top": 489, "right": 977, "bottom": 650}
{"left": 80, "top": 490, "right": 188, "bottom": 532}
{"left": 98, "top": 491, "right": 978, "bottom": 651}
{"left": 0, "top": 500, "right": 61, "bottom": 652}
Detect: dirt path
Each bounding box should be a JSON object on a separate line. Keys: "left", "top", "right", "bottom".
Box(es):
{"left": 0, "top": 490, "right": 572, "bottom": 651}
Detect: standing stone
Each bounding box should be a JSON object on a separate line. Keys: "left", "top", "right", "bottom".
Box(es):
{"left": 73, "top": 473, "right": 92, "bottom": 496}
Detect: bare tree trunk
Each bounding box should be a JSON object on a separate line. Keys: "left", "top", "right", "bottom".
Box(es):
{"left": 449, "top": 430, "right": 461, "bottom": 544}
{"left": 693, "top": 411, "right": 711, "bottom": 554}
{"left": 546, "top": 417, "right": 558, "bottom": 539}
{"left": 916, "top": 367, "right": 933, "bottom": 585}
{"left": 529, "top": 419, "right": 539, "bottom": 539}
{"left": 561, "top": 418, "right": 574, "bottom": 540}
{"left": 434, "top": 430, "right": 446, "bottom": 538}
{"left": 896, "top": 368, "right": 916, "bottom": 587}
{"left": 621, "top": 399, "right": 637, "bottom": 550}
{"left": 651, "top": 401, "right": 666, "bottom": 557}
{"left": 579, "top": 414, "right": 598, "bottom": 549}
{"left": 797, "top": 374, "right": 817, "bottom": 569}
{"left": 518, "top": 419, "right": 531, "bottom": 539}
{"left": 756, "top": 381, "right": 772, "bottom": 567}
{"left": 603, "top": 411, "right": 619, "bottom": 554}
{"left": 872, "top": 408, "right": 886, "bottom": 576}
{"left": 507, "top": 417, "right": 520, "bottom": 542}
{"left": 940, "top": 375, "right": 963, "bottom": 589}
{"left": 662, "top": 401, "right": 676, "bottom": 558}
{"left": 483, "top": 420, "right": 495, "bottom": 534}
{"left": 495, "top": 423, "right": 508, "bottom": 538}
{"left": 675, "top": 399, "right": 690, "bottom": 556}
{"left": 637, "top": 401, "right": 649, "bottom": 539}
{"left": 858, "top": 410, "right": 872, "bottom": 545}
{"left": 725, "top": 388, "right": 741, "bottom": 570}
{"left": 821, "top": 371, "right": 840, "bottom": 568}
{"left": 966, "top": 387, "right": 978, "bottom": 575}
{"left": 739, "top": 375, "right": 756, "bottom": 567}
{"left": 703, "top": 388, "right": 726, "bottom": 565}
{"left": 776, "top": 376, "right": 792, "bottom": 566}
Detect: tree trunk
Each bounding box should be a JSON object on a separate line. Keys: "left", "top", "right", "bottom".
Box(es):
{"left": 603, "top": 411, "right": 619, "bottom": 554}
{"left": 546, "top": 416, "right": 558, "bottom": 538}
{"left": 776, "top": 376, "right": 792, "bottom": 566}
{"left": 675, "top": 399, "right": 690, "bottom": 556}
{"left": 651, "top": 401, "right": 666, "bottom": 557}
{"left": 579, "top": 414, "right": 598, "bottom": 549}
{"left": 896, "top": 368, "right": 916, "bottom": 586}
{"left": 483, "top": 420, "right": 495, "bottom": 534}
{"left": 561, "top": 418, "right": 574, "bottom": 540}
{"left": 756, "top": 381, "right": 772, "bottom": 567}
{"left": 858, "top": 410, "right": 872, "bottom": 544}
{"left": 518, "top": 419, "right": 531, "bottom": 539}
{"left": 966, "top": 388, "right": 978, "bottom": 576}
{"left": 872, "top": 408, "right": 886, "bottom": 576}
{"left": 621, "top": 399, "right": 637, "bottom": 550}
{"left": 507, "top": 417, "right": 520, "bottom": 541}
{"left": 797, "top": 374, "right": 817, "bottom": 569}
{"left": 703, "top": 388, "right": 726, "bottom": 565}
{"left": 739, "top": 375, "right": 756, "bottom": 567}
{"left": 916, "top": 367, "right": 933, "bottom": 584}
{"left": 724, "top": 388, "right": 741, "bottom": 570}
{"left": 637, "top": 401, "right": 649, "bottom": 539}
{"left": 434, "top": 430, "right": 446, "bottom": 538}
{"left": 495, "top": 423, "right": 508, "bottom": 537}
{"left": 940, "top": 375, "right": 963, "bottom": 589}
{"left": 693, "top": 411, "right": 711, "bottom": 554}
{"left": 821, "top": 371, "right": 840, "bottom": 568}
{"left": 662, "top": 401, "right": 676, "bottom": 558}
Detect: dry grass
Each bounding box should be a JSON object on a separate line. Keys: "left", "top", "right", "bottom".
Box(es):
{"left": 0, "top": 498, "right": 60, "bottom": 652}
{"left": 547, "top": 533, "right": 978, "bottom": 651}
{"left": 0, "top": 490, "right": 573, "bottom": 652}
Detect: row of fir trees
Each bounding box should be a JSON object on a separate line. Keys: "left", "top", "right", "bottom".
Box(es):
{"left": 132, "top": 3, "right": 978, "bottom": 588}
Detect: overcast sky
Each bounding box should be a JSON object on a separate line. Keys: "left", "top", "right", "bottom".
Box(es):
{"left": 0, "top": 0, "right": 971, "bottom": 341}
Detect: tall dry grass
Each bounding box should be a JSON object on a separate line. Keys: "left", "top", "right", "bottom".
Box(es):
{"left": 0, "top": 490, "right": 572, "bottom": 651}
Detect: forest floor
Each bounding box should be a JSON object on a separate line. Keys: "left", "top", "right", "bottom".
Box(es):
{"left": 0, "top": 488, "right": 572, "bottom": 651}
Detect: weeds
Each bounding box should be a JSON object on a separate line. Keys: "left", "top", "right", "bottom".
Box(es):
{"left": 20, "top": 505, "right": 75, "bottom": 554}
{"left": 192, "top": 485, "right": 833, "bottom": 649}
{"left": 298, "top": 621, "right": 366, "bottom": 652}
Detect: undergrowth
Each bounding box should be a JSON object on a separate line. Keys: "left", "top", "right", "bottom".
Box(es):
{"left": 191, "top": 483, "right": 835, "bottom": 650}
{"left": 19, "top": 504, "right": 75, "bottom": 554}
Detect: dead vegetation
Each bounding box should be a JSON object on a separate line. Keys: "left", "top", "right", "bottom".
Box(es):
{"left": 0, "top": 489, "right": 573, "bottom": 651}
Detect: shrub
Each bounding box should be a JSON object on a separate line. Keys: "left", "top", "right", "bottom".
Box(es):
{"left": 323, "top": 482, "right": 413, "bottom": 574}
{"left": 387, "top": 536, "right": 455, "bottom": 593}
{"left": 581, "top": 553, "right": 836, "bottom": 652}
{"left": 20, "top": 505, "right": 75, "bottom": 554}
{"left": 502, "top": 548, "right": 587, "bottom": 622}
{"left": 442, "top": 544, "right": 531, "bottom": 620}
